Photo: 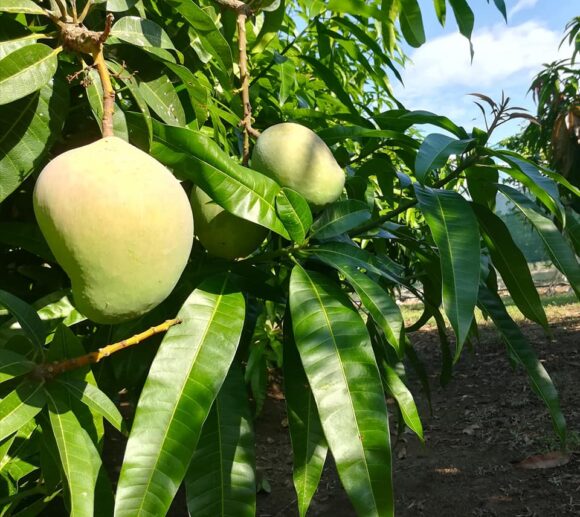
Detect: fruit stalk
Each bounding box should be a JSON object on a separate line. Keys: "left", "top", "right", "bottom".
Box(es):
{"left": 93, "top": 13, "right": 115, "bottom": 138}
{"left": 32, "top": 318, "right": 181, "bottom": 380}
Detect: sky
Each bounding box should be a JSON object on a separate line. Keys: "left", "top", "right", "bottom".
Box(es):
{"left": 392, "top": 0, "right": 578, "bottom": 143}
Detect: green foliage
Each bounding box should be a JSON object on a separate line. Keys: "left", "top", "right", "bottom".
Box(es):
{"left": 0, "top": 1, "right": 577, "bottom": 515}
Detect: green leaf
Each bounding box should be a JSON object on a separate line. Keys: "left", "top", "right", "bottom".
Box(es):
{"left": 151, "top": 121, "right": 289, "bottom": 238}
{"left": 289, "top": 266, "right": 393, "bottom": 516}
{"left": 0, "top": 223, "right": 53, "bottom": 260}
{"left": 398, "top": 110, "right": 468, "bottom": 138}
{"left": 0, "top": 0, "right": 45, "bottom": 15}
{"left": 185, "top": 363, "right": 255, "bottom": 517}
{"left": 252, "top": 0, "right": 285, "bottom": 54}
{"left": 311, "top": 200, "right": 372, "bottom": 240}
{"left": 465, "top": 160, "right": 498, "bottom": 209}
{"left": 164, "top": 62, "right": 210, "bottom": 126}
{"left": 565, "top": 207, "right": 580, "bottom": 256}
{"left": 0, "top": 44, "right": 59, "bottom": 105}
{"left": 317, "top": 125, "right": 418, "bottom": 149}
{"left": 276, "top": 188, "right": 312, "bottom": 244}
{"left": 0, "top": 349, "right": 35, "bottom": 385}
{"left": 491, "top": 0, "right": 507, "bottom": 22}
{"left": 0, "top": 290, "right": 45, "bottom": 351}
{"left": 284, "top": 324, "right": 327, "bottom": 517}
{"left": 278, "top": 56, "right": 296, "bottom": 106}
{"left": 0, "top": 75, "right": 68, "bottom": 202}
{"left": 472, "top": 204, "right": 549, "bottom": 329}
{"left": 0, "top": 33, "right": 48, "bottom": 60}
{"left": 340, "top": 266, "right": 404, "bottom": 358}
{"left": 399, "top": 0, "right": 426, "bottom": 47}
{"left": 497, "top": 185, "right": 580, "bottom": 299}
{"left": 414, "top": 185, "right": 480, "bottom": 348}
{"left": 114, "top": 274, "right": 245, "bottom": 517}
{"left": 433, "top": 0, "right": 446, "bottom": 25}
{"left": 46, "top": 384, "right": 101, "bottom": 517}
{"left": 478, "top": 284, "right": 567, "bottom": 444}
{"left": 326, "top": 0, "right": 381, "bottom": 18}
{"left": 137, "top": 72, "right": 186, "bottom": 126}
{"left": 448, "top": 0, "right": 474, "bottom": 40}
{"left": 0, "top": 380, "right": 45, "bottom": 441}
{"left": 111, "top": 17, "right": 176, "bottom": 49}
{"left": 107, "top": 0, "right": 138, "bottom": 11}
{"left": 59, "top": 380, "right": 125, "bottom": 435}
{"left": 382, "top": 364, "right": 423, "bottom": 441}
{"left": 415, "top": 133, "right": 473, "bottom": 183}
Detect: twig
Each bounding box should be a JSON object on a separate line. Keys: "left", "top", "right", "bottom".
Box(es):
{"left": 213, "top": 0, "right": 252, "bottom": 14}
{"left": 33, "top": 319, "right": 181, "bottom": 380}
{"left": 78, "top": 0, "right": 93, "bottom": 23}
{"left": 53, "top": 0, "right": 68, "bottom": 19}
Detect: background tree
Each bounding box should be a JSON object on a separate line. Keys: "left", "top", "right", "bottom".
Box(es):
{"left": 0, "top": 1, "right": 578, "bottom": 516}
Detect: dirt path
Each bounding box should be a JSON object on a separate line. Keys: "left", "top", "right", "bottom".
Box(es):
{"left": 256, "top": 307, "right": 580, "bottom": 516}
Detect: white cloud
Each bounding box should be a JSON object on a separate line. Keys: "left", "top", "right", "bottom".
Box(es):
{"left": 509, "top": 0, "right": 539, "bottom": 18}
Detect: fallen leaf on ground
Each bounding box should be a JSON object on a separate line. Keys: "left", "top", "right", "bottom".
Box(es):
{"left": 514, "top": 451, "right": 570, "bottom": 470}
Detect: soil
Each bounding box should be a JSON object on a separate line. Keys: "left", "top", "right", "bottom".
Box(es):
{"left": 255, "top": 305, "right": 580, "bottom": 517}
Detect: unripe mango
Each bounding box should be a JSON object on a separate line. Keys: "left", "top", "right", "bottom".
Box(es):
{"left": 33, "top": 137, "right": 193, "bottom": 324}
{"left": 251, "top": 122, "right": 345, "bottom": 208}
{"left": 190, "top": 186, "right": 267, "bottom": 259}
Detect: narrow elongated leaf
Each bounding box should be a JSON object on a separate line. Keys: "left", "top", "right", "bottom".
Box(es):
{"left": 399, "top": 0, "right": 426, "bottom": 47}
{"left": 340, "top": 266, "right": 404, "bottom": 357}
{"left": 0, "top": 349, "right": 35, "bottom": 384}
{"left": 433, "top": 0, "right": 446, "bottom": 25}
{"left": 137, "top": 73, "right": 185, "bottom": 126}
{"left": 566, "top": 207, "right": 580, "bottom": 255}
{"left": 46, "top": 384, "right": 101, "bottom": 517}
{"left": 284, "top": 324, "right": 327, "bottom": 517}
{"left": 59, "top": 380, "right": 125, "bottom": 434}
{"left": 114, "top": 274, "right": 245, "bottom": 517}
{"left": 318, "top": 125, "right": 418, "bottom": 149}
{"left": 107, "top": 0, "right": 138, "bottom": 11}
{"left": 382, "top": 364, "right": 423, "bottom": 441}
{"left": 112, "top": 17, "right": 176, "bottom": 49}
{"left": 478, "top": 285, "right": 567, "bottom": 444}
{"left": 327, "top": 0, "right": 381, "bottom": 18}
{"left": 311, "top": 200, "right": 371, "bottom": 240}
{"left": 0, "top": 76, "right": 68, "bottom": 202}
{"left": 289, "top": 266, "right": 393, "bottom": 516}
{"left": 252, "top": 0, "right": 285, "bottom": 54}
{"left": 185, "top": 363, "right": 255, "bottom": 517}
{"left": 415, "top": 133, "right": 473, "bottom": 183}
{"left": 276, "top": 188, "right": 312, "bottom": 244}
{"left": 497, "top": 185, "right": 580, "bottom": 299}
{"left": 0, "top": 44, "right": 59, "bottom": 105}
{"left": 0, "top": 0, "right": 45, "bottom": 15}
{"left": 0, "top": 290, "right": 45, "bottom": 350}
{"left": 473, "top": 204, "right": 548, "bottom": 328}
{"left": 0, "top": 380, "right": 45, "bottom": 441}
{"left": 151, "top": 122, "right": 289, "bottom": 238}
{"left": 0, "top": 223, "right": 53, "bottom": 260}
{"left": 492, "top": 0, "right": 507, "bottom": 21}
{"left": 414, "top": 185, "right": 480, "bottom": 347}
{"left": 278, "top": 57, "right": 296, "bottom": 105}
{"left": 465, "top": 160, "right": 499, "bottom": 209}
{"left": 448, "top": 0, "right": 474, "bottom": 40}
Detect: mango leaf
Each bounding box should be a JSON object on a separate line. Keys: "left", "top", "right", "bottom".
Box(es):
{"left": 448, "top": 0, "right": 474, "bottom": 41}
{"left": 491, "top": 0, "right": 507, "bottom": 21}
{"left": 399, "top": 0, "right": 426, "bottom": 47}
{"left": 185, "top": 363, "right": 255, "bottom": 517}
{"left": 283, "top": 323, "right": 327, "bottom": 517}
{"left": 151, "top": 122, "right": 289, "bottom": 238}
{"left": 317, "top": 125, "right": 418, "bottom": 150}
{"left": 276, "top": 188, "right": 312, "bottom": 244}
{"left": 0, "top": 349, "right": 35, "bottom": 385}
{"left": 252, "top": 0, "right": 285, "bottom": 54}
{"left": 415, "top": 133, "right": 473, "bottom": 183}
{"left": 59, "top": 380, "right": 125, "bottom": 435}
{"left": 0, "top": 33, "right": 49, "bottom": 60}
{"left": 414, "top": 185, "right": 480, "bottom": 348}
{"left": 114, "top": 274, "right": 245, "bottom": 517}
{"left": 326, "top": 0, "right": 381, "bottom": 18}
{"left": 137, "top": 72, "right": 186, "bottom": 126}
{"left": 310, "top": 200, "right": 372, "bottom": 240}
{"left": 289, "top": 266, "right": 393, "bottom": 516}
{"left": 0, "top": 380, "right": 45, "bottom": 441}
{"left": 0, "top": 43, "right": 59, "bottom": 105}
{"left": 0, "top": 290, "right": 45, "bottom": 351}
{"left": 433, "top": 0, "right": 446, "bottom": 25}
{"left": 164, "top": 62, "right": 210, "bottom": 126}
{"left": 111, "top": 16, "right": 176, "bottom": 49}
{"left": 278, "top": 56, "right": 296, "bottom": 106}
{"left": 396, "top": 110, "right": 468, "bottom": 138}
{"left": 566, "top": 207, "right": 580, "bottom": 256}
{"left": 0, "top": 223, "right": 53, "bottom": 261}
{"left": 107, "top": 0, "right": 138, "bottom": 11}
{"left": 382, "top": 364, "right": 423, "bottom": 441}
{"left": 339, "top": 265, "right": 404, "bottom": 357}
{"left": 465, "top": 160, "right": 498, "bottom": 209}
{"left": 497, "top": 185, "right": 580, "bottom": 299}
{"left": 0, "top": 76, "right": 68, "bottom": 202}
{"left": 0, "top": 0, "right": 46, "bottom": 15}
{"left": 473, "top": 204, "right": 548, "bottom": 329}
{"left": 46, "top": 384, "right": 101, "bottom": 517}
{"left": 478, "top": 284, "right": 567, "bottom": 445}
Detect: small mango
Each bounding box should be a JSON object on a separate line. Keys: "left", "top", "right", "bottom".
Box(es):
{"left": 251, "top": 122, "right": 345, "bottom": 208}
{"left": 33, "top": 137, "right": 193, "bottom": 324}
{"left": 190, "top": 186, "right": 267, "bottom": 259}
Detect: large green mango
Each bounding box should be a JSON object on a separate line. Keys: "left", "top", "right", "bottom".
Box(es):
{"left": 33, "top": 137, "right": 193, "bottom": 324}
{"left": 190, "top": 186, "right": 267, "bottom": 260}
{"left": 251, "top": 122, "right": 345, "bottom": 209}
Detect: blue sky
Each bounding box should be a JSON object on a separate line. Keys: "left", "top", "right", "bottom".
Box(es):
{"left": 393, "top": 0, "right": 578, "bottom": 142}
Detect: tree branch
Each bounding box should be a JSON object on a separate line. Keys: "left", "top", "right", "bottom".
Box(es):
{"left": 32, "top": 319, "right": 181, "bottom": 380}
{"left": 213, "top": 0, "right": 252, "bottom": 14}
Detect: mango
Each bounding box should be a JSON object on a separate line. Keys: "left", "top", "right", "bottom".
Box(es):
{"left": 33, "top": 137, "right": 193, "bottom": 324}
{"left": 190, "top": 186, "right": 267, "bottom": 259}
{"left": 251, "top": 122, "right": 345, "bottom": 208}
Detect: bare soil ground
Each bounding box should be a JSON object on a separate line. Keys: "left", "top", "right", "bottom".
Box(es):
{"left": 255, "top": 303, "right": 580, "bottom": 517}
